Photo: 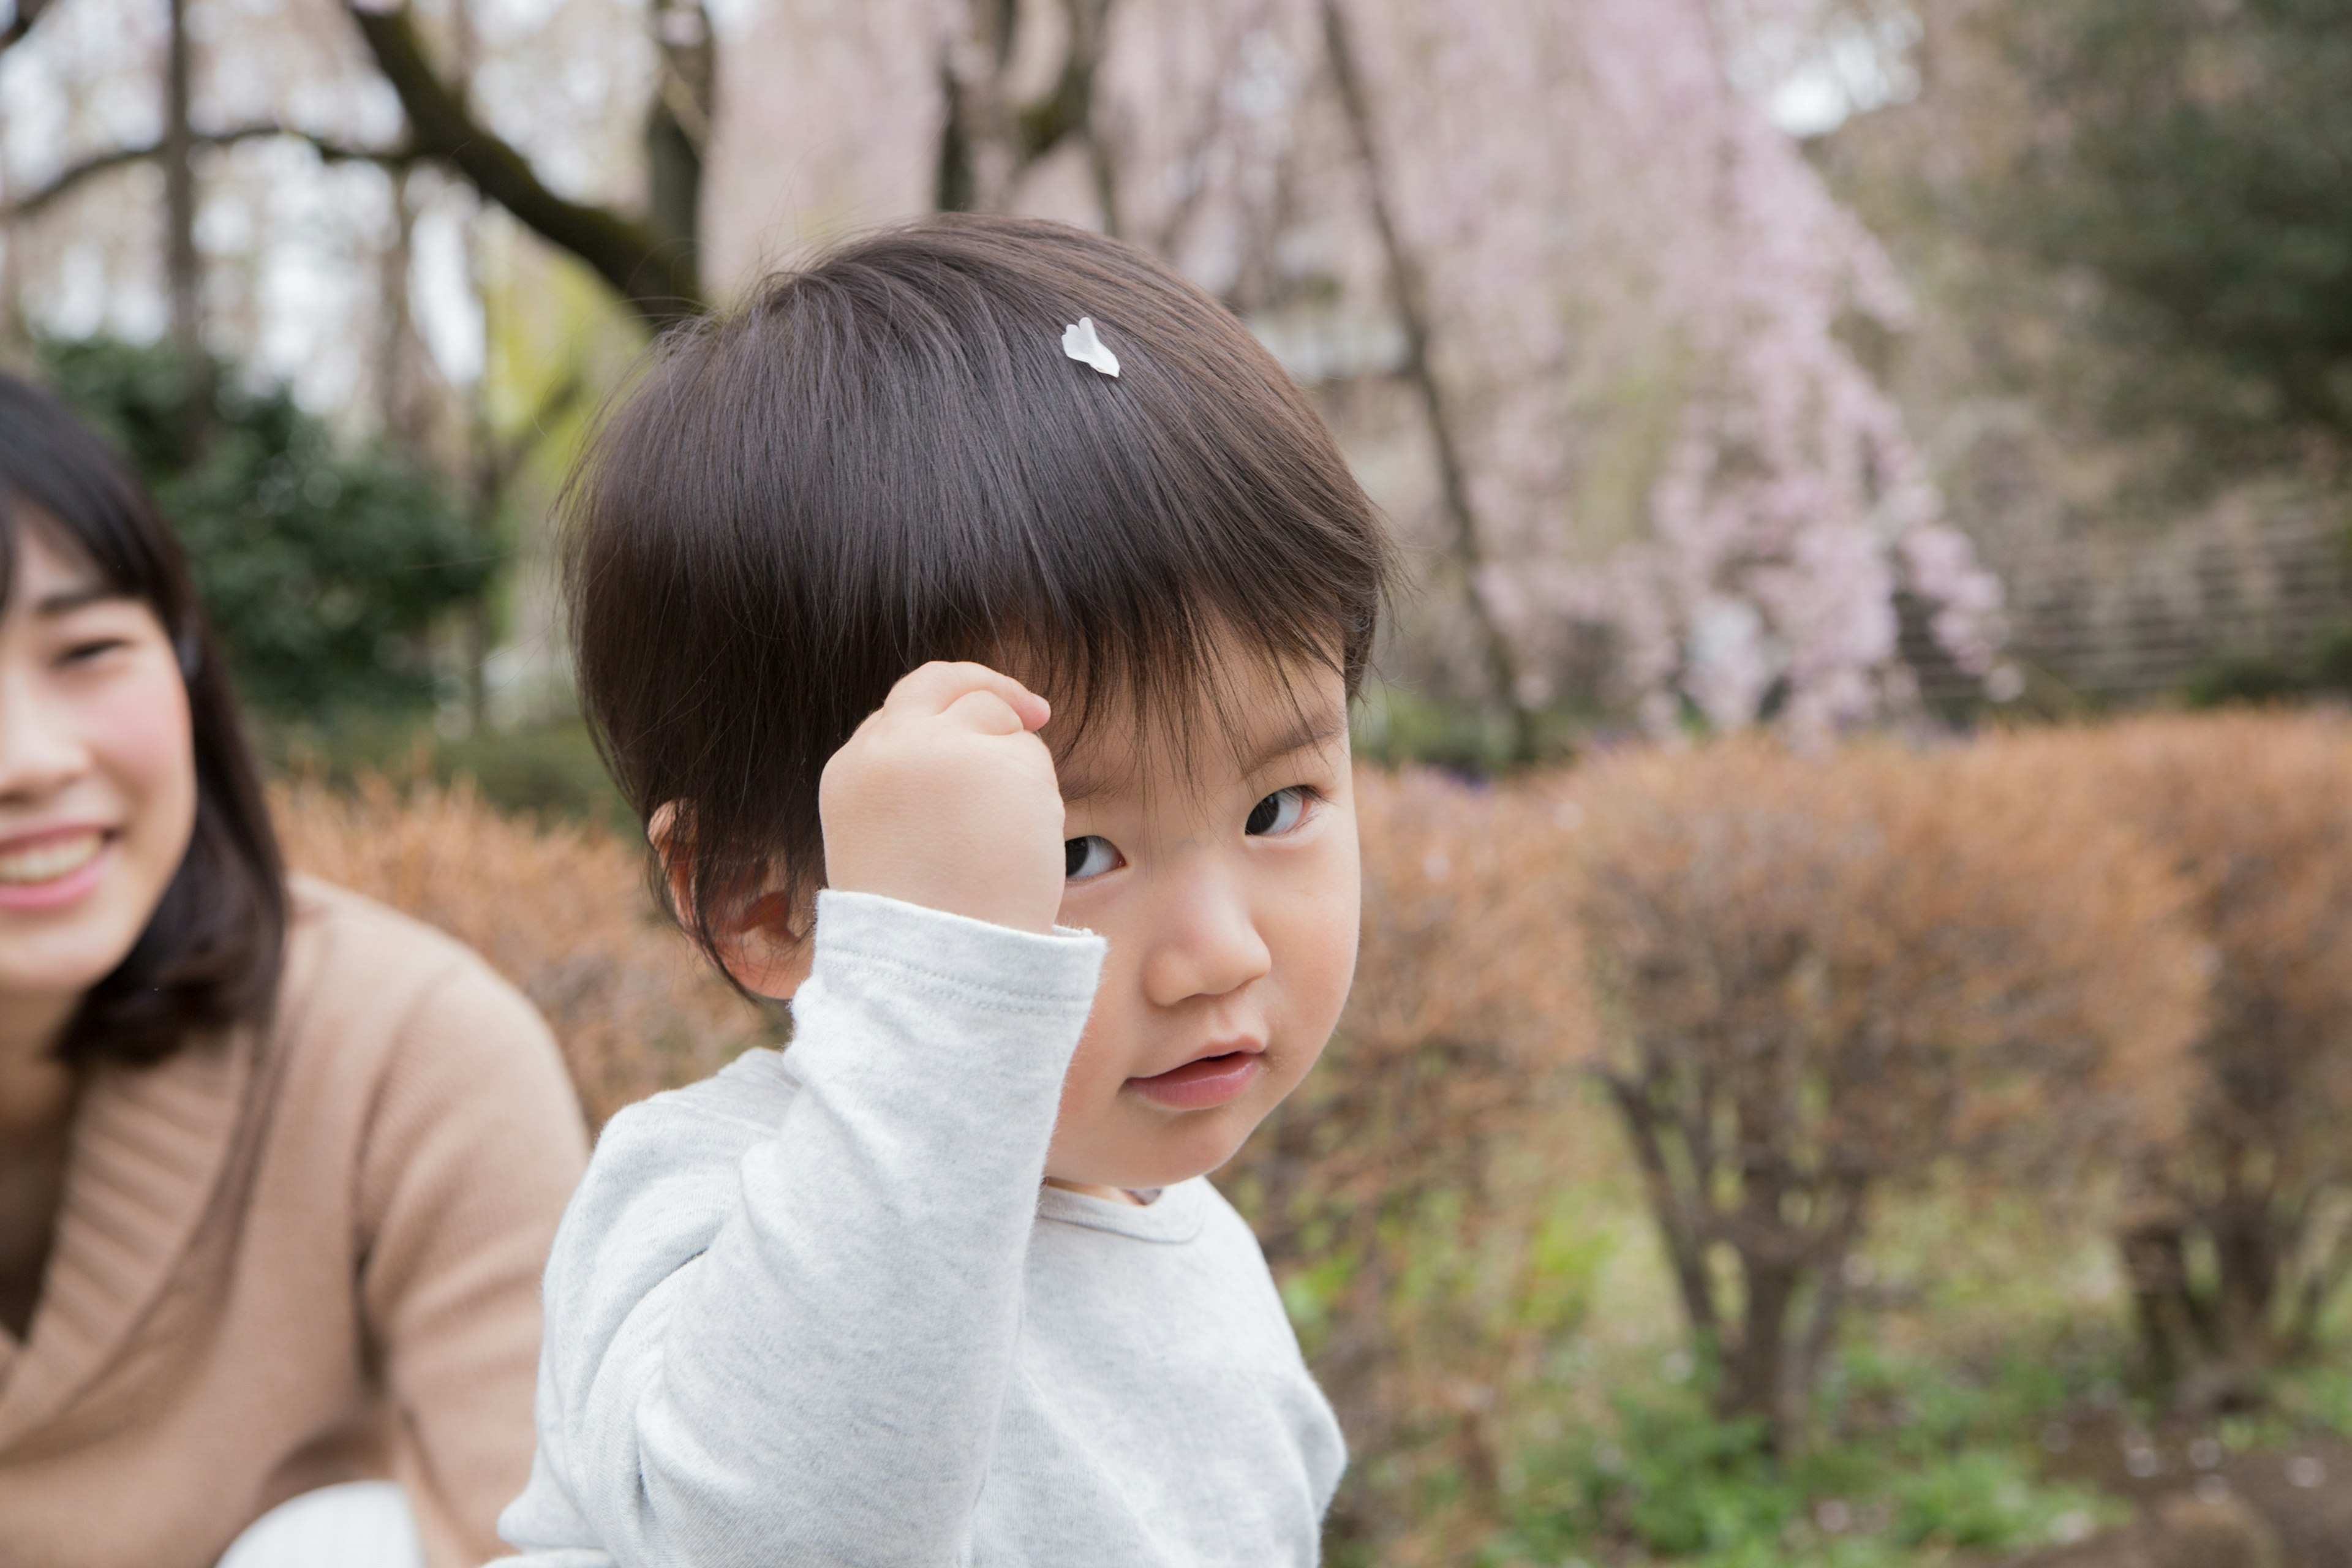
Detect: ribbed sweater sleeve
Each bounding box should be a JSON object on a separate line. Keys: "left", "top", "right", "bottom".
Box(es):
{"left": 503, "top": 891, "right": 1106, "bottom": 1567}
{"left": 355, "top": 954, "right": 592, "bottom": 1568}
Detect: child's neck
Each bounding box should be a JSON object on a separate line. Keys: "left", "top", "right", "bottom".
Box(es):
{"left": 1042, "top": 1177, "right": 1144, "bottom": 1207}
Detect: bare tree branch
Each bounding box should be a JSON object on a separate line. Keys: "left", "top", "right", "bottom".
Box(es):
{"left": 343, "top": 2, "right": 701, "bottom": 326}
{"left": 164, "top": 0, "right": 201, "bottom": 369}
{"left": 1139, "top": 4, "right": 1267, "bottom": 259}
{"left": 643, "top": 0, "right": 713, "bottom": 276}
{"left": 1, "top": 0, "right": 57, "bottom": 55}
{"left": 2, "top": 125, "right": 402, "bottom": 222}
{"left": 650, "top": 0, "right": 716, "bottom": 153}
{"left": 1600, "top": 1065, "right": 1724, "bottom": 1347}
{"left": 1320, "top": 0, "right": 1538, "bottom": 763}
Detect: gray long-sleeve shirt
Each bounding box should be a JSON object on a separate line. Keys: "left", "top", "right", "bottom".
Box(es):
{"left": 494, "top": 890, "right": 1346, "bottom": 1567}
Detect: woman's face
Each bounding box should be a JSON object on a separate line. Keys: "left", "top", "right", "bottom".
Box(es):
{"left": 0, "top": 522, "right": 197, "bottom": 1023}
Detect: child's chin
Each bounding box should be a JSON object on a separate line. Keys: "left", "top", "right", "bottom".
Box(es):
{"left": 1086, "top": 1114, "right": 1259, "bottom": 1191}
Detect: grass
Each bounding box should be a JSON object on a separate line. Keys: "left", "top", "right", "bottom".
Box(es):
{"left": 1312, "top": 1133, "right": 2149, "bottom": 1567}
{"left": 1472, "top": 1316, "right": 2132, "bottom": 1567}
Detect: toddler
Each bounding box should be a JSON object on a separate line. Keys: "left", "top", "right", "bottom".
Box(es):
{"left": 497, "top": 214, "right": 1391, "bottom": 1566}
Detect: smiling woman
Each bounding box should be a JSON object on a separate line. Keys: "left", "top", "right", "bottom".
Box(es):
{"left": 0, "top": 373, "right": 589, "bottom": 1568}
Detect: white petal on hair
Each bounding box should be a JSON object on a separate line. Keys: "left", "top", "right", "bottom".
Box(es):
{"left": 1060, "top": 317, "right": 1121, "bottom": 379}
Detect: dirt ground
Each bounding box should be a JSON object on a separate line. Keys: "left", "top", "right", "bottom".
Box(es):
{"left": 2007, "top": 1410, "right": 2352, "bottom": 1568}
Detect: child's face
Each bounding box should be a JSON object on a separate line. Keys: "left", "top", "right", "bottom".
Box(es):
{"left": 1039, "top": 652, "right": 1360, "bottom": 1194}
{"left": 703, "top": 639, "right": 1362, "bottom": 1197}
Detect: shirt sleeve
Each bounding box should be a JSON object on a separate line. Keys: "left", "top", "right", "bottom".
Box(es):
{"left": 502, "top": 891, "right": 1105, "bottom": 1568}
{"left": 352, "top": 955, "right": 593, "bottom": 1568}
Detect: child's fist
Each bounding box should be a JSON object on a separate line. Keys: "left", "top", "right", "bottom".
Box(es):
{"left": 818, "top": 662, "right": 1066, "bottom": 934}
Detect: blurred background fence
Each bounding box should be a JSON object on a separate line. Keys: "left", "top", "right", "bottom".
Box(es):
{"left": 6, "top": 0, "right": 2351, "bottom": 1562}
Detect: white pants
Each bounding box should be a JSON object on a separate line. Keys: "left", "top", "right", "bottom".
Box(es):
{"left": 216, "top": 1482, "right": 425, "bottom": 1568}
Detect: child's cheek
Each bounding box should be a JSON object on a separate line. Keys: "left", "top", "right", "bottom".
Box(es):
{"left": 1054, "top": 951, "right": 1140, "bottom": 1126}
{"left": 1275, "top": 825, "right": 1364, "bottom": 1061}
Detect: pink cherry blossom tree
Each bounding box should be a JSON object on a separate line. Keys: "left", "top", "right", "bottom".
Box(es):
{"left": 1296, "top": 0, "right": 2007, "bottom": 740}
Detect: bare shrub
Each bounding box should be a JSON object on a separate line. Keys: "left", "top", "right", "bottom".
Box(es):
{"left": 1567, "top": 737, "right": 2204, "bottom": 1452}
{"left": 1221, "top": 767, "right": 1597, "bottom": 1550}
{"left": 274, "top": 775, "right": 774, "bottom": 1125}
{"left": 2048, "top": 712, "right": 2352, "bottom": 1398}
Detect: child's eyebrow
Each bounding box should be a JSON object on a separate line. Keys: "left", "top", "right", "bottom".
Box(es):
{"left": 1236, "top": 706, "right": 1349, "bottom": 781}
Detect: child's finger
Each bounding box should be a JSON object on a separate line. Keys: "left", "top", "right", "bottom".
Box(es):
{"left": 889, "top": 660, "right": 1050, "bottom": 731}
{"left": 940, "top": 687, "right": 1038, "bottom": 739}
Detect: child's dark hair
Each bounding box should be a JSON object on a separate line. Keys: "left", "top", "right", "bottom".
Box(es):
{"left": 565, "top": 214, "right": 1391, "bottom": 962}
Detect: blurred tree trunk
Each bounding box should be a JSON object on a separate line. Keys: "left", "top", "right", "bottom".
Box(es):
{"left": 2122, "top": 1144, "right": 2352, "bottom": 1411}
{"left": 447, "top": 0, "right": 492, "bottom": 731}
{"left": 161, "top": 0, "right": 210, "bottom": 453}
{"left": 937, "top": 0, "right": 1120, "bottom": 235}
{"left": 375, "top": 167, "right": 432, "bottom": 452}
{"left": 1318, "top": 0, "right": 1537, "bottom": 764}
{"left": 1602, "top": 1057, "right": 1868, "bottom": 1455}
{"left": 645, "top": 0, "right": 712, "bottom": 283}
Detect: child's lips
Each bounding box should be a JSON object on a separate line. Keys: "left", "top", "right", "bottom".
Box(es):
{"left": 1126, "top": 1050, "right": 1264, "bottom": 1110}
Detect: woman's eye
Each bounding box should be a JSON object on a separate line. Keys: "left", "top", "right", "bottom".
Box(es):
{"left": 1064, "top": 835, "right": 1121, "bottom": 881}
{"left": 61, "top": 638, "right": 127, "bottom": 666}
{"left": 1245, "top": 786, "right": 1311, "bottom": 837}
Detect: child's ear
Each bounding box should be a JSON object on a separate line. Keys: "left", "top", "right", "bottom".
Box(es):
{"left": 648, "top": 801, "right": 816, "bottom": 1001}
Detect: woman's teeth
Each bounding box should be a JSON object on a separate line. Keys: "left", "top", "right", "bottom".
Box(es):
{"left": 0, "top": 832, "right": 104, "bottom": 886}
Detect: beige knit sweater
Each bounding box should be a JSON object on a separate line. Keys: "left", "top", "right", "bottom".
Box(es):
{"left": 0, "top": 878, "right": 590, "bottom": 1568}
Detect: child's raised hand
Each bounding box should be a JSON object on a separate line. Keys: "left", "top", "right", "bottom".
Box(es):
{"left": 819, "top": 661, "right": 1066, "bottom": 935}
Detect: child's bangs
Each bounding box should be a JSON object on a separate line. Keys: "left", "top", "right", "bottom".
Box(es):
{"left": 788, "top": 220, "right": 1380, "bottom": 767}
{"left": 960, "top": 414, "right": 1364, "bottom": 785}
{"left": 1003, "top": 605, "right": 1345, "bottom": 804}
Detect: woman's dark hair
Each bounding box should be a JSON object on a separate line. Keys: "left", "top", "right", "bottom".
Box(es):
{"left": 565, "top": 214, "right": 1392, "bottom": 963}
{"left": 0, "top": 371, "right": 287, "bottom": 1065}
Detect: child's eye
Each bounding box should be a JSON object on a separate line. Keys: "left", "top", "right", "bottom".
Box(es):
{"left": 1064, "top": 835, "right": 1121, "bottom": 881}
{"left": 1245, "top": 786, "right": 1312, "bottom": 837}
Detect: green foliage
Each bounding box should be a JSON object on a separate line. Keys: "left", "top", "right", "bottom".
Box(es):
{"left": 2001, "top": 0, "right": 2352, "bottom": 445}
{"left": 2275, "top": 1362, "right": 2352, "bottom": 1443}
{"left": 263, "top": 712, "right": 634, "bottom": 834}
{"left": 432, "top": 718, "right": 633, "bottom": 831}
{"left": 39, "top": 336, "right": 489, "bottom": 719}
{"left": 1493, "top": 1343, "right": 2124, "bottom": 1568}
{"left": 1350, "top": 679, "right": 1589, "bottom": 773}
{"left": 2180, "top": 624, "right": 2352, "bottom": 708}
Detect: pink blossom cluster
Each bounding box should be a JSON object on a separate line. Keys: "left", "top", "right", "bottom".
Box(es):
{"left": 1335, "top": 0, "right": 2004, "bottom": 733}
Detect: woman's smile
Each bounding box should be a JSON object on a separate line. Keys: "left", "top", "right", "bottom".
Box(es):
{"left": 0, "top": 840, "right": 111, "bottom": 912}
{"left": 0, "top": 825, "right": 110, "bottom": 896}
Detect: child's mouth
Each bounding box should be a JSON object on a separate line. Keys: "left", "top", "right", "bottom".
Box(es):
{"left": 1126, "top": 1050, "right": 1263, "bottom": 1110}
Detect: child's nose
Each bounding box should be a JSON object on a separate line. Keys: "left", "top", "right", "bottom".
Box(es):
{"left": 1138, "top": 865, "right": 1273, "bottom": 1007}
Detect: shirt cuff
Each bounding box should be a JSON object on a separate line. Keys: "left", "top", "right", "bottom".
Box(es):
{"left": 808, "top": 889, "right": 1107, "bottom": 1015}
